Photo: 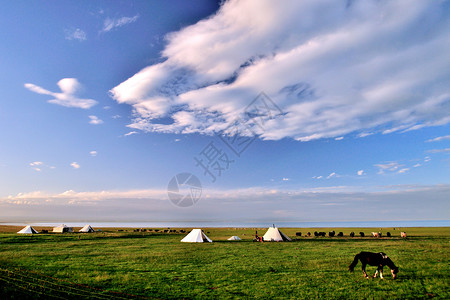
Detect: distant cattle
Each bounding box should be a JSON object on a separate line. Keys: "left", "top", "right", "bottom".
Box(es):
{"left": 360, "top": 232, "right": 365, "bottom": 237}
{"left": 350, "top": 232, "right": 355, "bottom": 237}
{"left": 319, "top": 232, "right": 326, "bottom": 237}
{"left": 296, "top": 232, "right": 302, "bottom": 236}
{"left": 371, "top": 232, "right": 382, "bottom": 238}
{"left": 306, "top": 232, "right": 311, "bottom": 237}
{"left": 386, "top": 232, "right": 391, "bottom": 237}
{"left": 329, "top": 231, "right": 335, "bottom": 237}
{"left": 401, "top": 232, "right": 407, "bottom": 238}
{"left": 314, "top": 231, "right": 319, "bottom": 237}
{"left": 337, "top": 232, "right": 343, "bottom": 237}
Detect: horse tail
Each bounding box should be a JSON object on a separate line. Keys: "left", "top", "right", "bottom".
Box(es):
{"left": 349, "top": 253, "right": 360, "bottom": 272}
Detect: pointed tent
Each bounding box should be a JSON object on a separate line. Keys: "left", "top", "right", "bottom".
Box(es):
{"left": 79, "top": 225, "right": 95, "bottom": 233}
{"left": 181, "top": 229, "right": 212, "bottom": 243}
{"left": 227, "top": 236, "right": 241, "bottom": 241}
{"left": 53, "top": 224, "right": 73, "bottom": 233}
{"left": 263, "top": 227, "right": 291, "bottom": 242}
{"left": 17, "top": 225, "right": 38, "bottom": 234}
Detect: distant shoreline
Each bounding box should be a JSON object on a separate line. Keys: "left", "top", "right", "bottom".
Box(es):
{"left": 1, "top": 220, "right": 449, "bottom": 228}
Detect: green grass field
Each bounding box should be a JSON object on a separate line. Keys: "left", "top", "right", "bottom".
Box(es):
{"left": 0, "top": 226, "right": 448, "bottom": 299}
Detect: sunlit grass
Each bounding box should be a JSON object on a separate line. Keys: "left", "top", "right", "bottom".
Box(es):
{"left": 0, "top": 226, "right": 448, "bottom": 299}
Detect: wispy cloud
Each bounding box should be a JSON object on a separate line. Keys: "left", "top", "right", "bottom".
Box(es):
{"left": 70, "top": 162, "right": 80, "bottom": 169}
{"left": 101, "top": 15, "right": 139, "bottom": 33}
{"left": 357, "top": 170, "right": 364, "bottom": 176}
{"left": 326, "top": 172, "right": 337, "bottom": 179}
{"left": 65, "top": 28, "right": 87, "bottom": 41}
{"left": 2, "top": 184, "right": 448, "bottom": 222}
{"left": 89, "top": 115, "right": 104, "bottom": 125}
{"left": 426, "top": 135, "right": 450, "bottom": 142}
{"left": 374, "top": 161, "right": 403, "bottom": 174}
{"left": 427, "top": 148, "right": 450, "bottom": 154}
{"left": 110, "top": 0, "right": 450, "bottom": 141}
{"left": 25, "top": 78, "right": 97, "bottom": 109}
{"left": 124, "top": 131, "right": 138, "bottom": 137}
{"left": 90, "top": 151, "right": 97, "bottom": 157}
{"left": 29, "top": 161, "right": 54, "bottom": 172}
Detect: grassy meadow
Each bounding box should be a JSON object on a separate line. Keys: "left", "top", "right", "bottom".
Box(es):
{"left": 0, "top": 226, "right": 448, "bottom": 299}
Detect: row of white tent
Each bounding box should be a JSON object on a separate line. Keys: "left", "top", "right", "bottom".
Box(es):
{"left": 17, "top": 224, "right": 95, "bottom": 234}
{"left": 17, "top": 225, "right": 291, "bottom": 242}
{"left": 180, "top": 227, "right": 291, "bottom": 243}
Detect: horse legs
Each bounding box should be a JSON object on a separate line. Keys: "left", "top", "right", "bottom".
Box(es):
{"left": 373, "top": 266, "right": 384, "bottom": 279}
{"left": 362, "top": 263, "right": 369, "bottom": 278}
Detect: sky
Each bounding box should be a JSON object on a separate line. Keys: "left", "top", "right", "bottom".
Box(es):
{"left": 0, "top": 0, "right": 449, "bottom": 224}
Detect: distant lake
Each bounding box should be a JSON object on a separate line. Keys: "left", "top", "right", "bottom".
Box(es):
{"left": 3, "top": 220, "right": 449, "bottom": 228}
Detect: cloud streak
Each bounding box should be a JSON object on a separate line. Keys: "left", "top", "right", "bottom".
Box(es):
{"left": 110, "top": 0, "right": 450, "bottom": 141}
{"left": 25, "top": 78, "right": 97, "bottom": 109}
{"left": 1, "top": 184, "right": 449, "bottom": 222}
{"left": 101, "top": 15, "right": 139, "bottom": 33}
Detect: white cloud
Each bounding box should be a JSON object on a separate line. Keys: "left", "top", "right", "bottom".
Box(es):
{"left": 124, "top": 131, "right": 138, "bottom": 137}
{"left": 70, "top": 162, "right": 80, "bottom": 169}
{"left": 426, "top": 135, "right": 450, "bottom": 142}
{"left": 110, "top": 0, "right": 450, "bottom": 141}
{"left": 282, "top": 178, "right": 290, "bottom": 181}
{"left": 25, "top": 78, "right": 97, "bottom": 109}
{"left": 357, "top": 170, "right": 364, "bottom": 176}
{"left": 427, "top": 148, "right": 450, "bottom": 154}
{"left": 29, "top": 161, "right": 43, "bottom": 167}
{"left": 398, "top": 168, "right": 410, "bottom": 174}
{"left": 65, "top": 28, "right": 87, "bottom": 41}
{"left": 101, "top": 15, "right": 139, "bottom": 33}
{"left": 335, "top": 137, "right": 344, "bottom": 141}
{"left": 89, "top": 115, "right": 104, "bottom": 125}
{"left": 90, "top": 151, "right": 97, "bottom": 157}
{"left": 374, "top": 161, "right": 402, "bottom": 174}
{"left": 326, "top": 172, "right": 337, "bottom": 179}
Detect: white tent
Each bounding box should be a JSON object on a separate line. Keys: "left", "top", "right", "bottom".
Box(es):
{"left": 53, "top": 224, "right": 73, "bottom": 233}
{"left": 262, "top": 227, "right": 291, "bottom": 242}
{"left": 227, "top": 236, "right": 241, "bottom": 241}
{"left": 181, "top": 229, "right": 212, "bottom": 243}
{"left": 17, "top": 225, "right": 38, "bottom": 234}
{"left": 79, "top": 225, "right": 95, "bottom": 233}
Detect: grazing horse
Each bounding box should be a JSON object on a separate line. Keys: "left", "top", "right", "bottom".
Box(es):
{"left": 349, "top": 252, "right": 399, "bottom": 279}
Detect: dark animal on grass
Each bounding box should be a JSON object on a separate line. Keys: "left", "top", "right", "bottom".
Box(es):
{"left": 350, "top": 232, "right": 355, "bottom": 237}
{"left": 337, "top": 232, "right": 343, "bottom": 237}
{"left": 306, "top": 232, "right": 311, "bottom": 237}
{"left": 360, "top": 232, "right": 365, "bottom": 237}
{"left": 349, "top": 252, "right": 399, "bottom": 279}
{"left": 314, "top": 231, "right": 319, "bottom": 237}
{"left": 296, "top": 232, "right": 302, "bottom": 236}
{"left": 386, "top": 232, "right": 391, "bottom": 237}
{"left": 329, "top": 231, "right": 335, "bottom": 237}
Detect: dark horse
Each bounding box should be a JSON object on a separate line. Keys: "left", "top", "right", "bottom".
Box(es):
{"left": 349, "top": 252, "right": 399, "bottom": 279}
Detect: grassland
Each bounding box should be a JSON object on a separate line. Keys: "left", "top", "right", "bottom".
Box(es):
{"left": 0, "top": 226, "right": 448, "bottom": 299}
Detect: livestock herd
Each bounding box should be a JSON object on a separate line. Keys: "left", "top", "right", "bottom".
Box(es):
{"left": 294, "top": 231, "right": 407, "bottom": 238}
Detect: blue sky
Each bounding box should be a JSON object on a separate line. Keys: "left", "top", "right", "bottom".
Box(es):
{"left": 0, "top": 0, "right": 449, "bottom": 224}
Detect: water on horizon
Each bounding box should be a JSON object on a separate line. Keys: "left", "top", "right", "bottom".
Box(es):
{"left": 3, "top": 220, "right": 449, "bottom": 228}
